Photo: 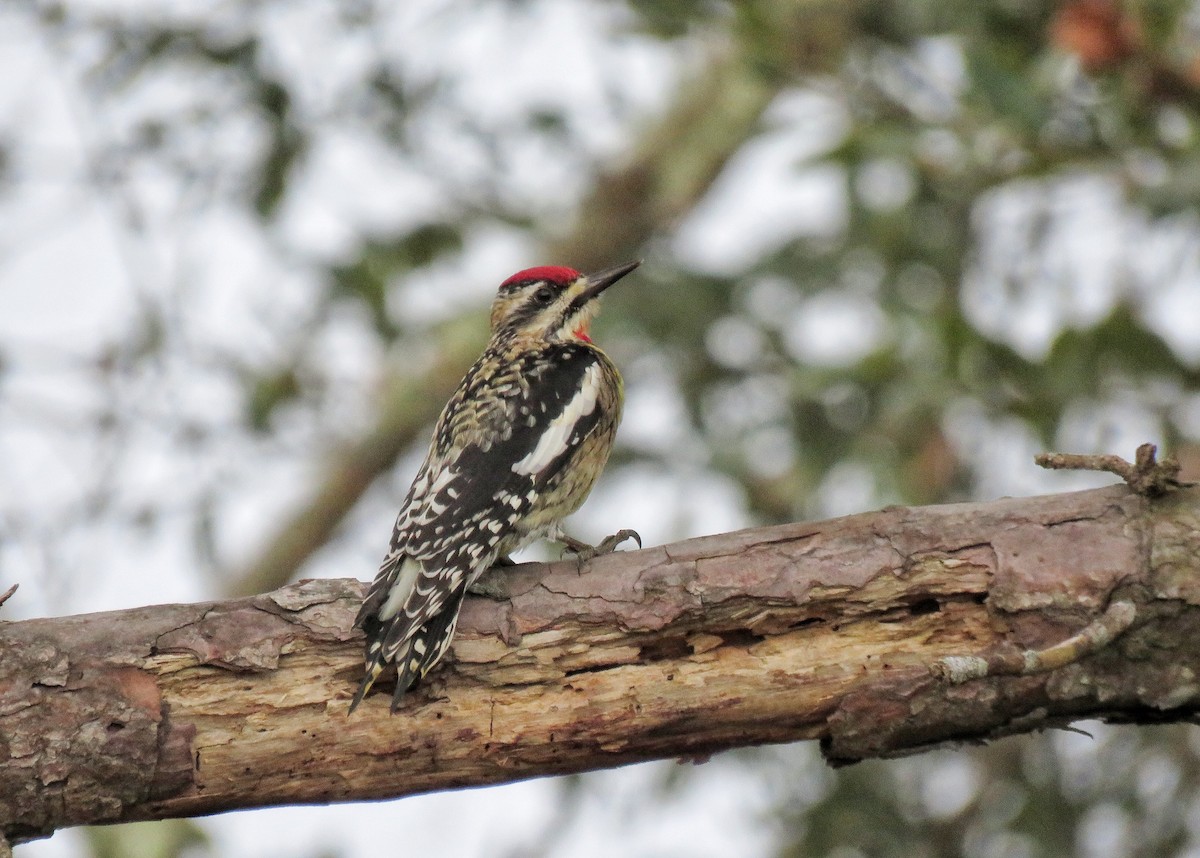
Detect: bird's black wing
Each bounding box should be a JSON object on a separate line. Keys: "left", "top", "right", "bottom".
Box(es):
{"left": 352, "top": 344, "right": 609, "bottom": 708}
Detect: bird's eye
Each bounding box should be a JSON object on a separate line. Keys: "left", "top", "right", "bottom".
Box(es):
{"left": 534, "top": 286, "right": 555, "bottom": 305}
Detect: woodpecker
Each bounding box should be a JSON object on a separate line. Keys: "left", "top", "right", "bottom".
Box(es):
{"left": 350, "top": 260, "right": 641, "bottom": 713}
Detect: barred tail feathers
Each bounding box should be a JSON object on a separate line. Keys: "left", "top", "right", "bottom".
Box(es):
{"left": 348, "top": 636, "right": 387, "bottom": 714}
{"left": 389, "top": 588, "right": 467, "bottom": 713}
{"left": 349, "top": 586, "right": 469, "bottom": 714}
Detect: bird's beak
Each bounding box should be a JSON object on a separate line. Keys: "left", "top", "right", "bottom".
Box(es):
{"left": 578, "top": 260, "right": 641, "bottom": 302}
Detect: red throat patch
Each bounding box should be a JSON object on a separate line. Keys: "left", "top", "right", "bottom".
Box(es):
{"left": 574, "top": 326, "right": 592, "bottom": 343}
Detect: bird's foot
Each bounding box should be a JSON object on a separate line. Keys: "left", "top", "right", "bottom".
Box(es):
{"left": 466, "top": 556, "right": 518, "bottom": 600}
{"left": 560, "top": 529, "right": 642, "bottom": 562}
{"left": 468, "top": 576, "right": 511, "bottom": 601}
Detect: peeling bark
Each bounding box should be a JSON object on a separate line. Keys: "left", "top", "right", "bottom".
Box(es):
{"left": 3, "top": 485, "right": 1200, "bottom": 843}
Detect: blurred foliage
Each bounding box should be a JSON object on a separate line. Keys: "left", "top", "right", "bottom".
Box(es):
{"left": 771, "top": 724, "right": 1200, "bottom": 858}
{"left": 330, "top": 225, "right": 465, "bottom": 339}
{"left": 4, "top": 0, "right": 1200, "bottom": 857}
{"left": 84, "top": 820, "right": 209, "bottom": 858}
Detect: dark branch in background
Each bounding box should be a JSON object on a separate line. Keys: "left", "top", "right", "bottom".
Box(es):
{"left": 226, "top": 331, "right": 478, "bottom": 597}
{"left": 227, "top": 1, "right": 850, "bottom": 596}
{"left": 5, "top": 473, "right": 1200, "bottom": 843}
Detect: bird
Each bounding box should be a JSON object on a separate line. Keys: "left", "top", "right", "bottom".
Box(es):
{"left": 350, "top": 260, "right": 642, "bottom": 713}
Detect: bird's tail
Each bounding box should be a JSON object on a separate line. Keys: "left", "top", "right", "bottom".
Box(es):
{"left": 348, "top": 589, "right": 467, "bottom": 715}
{"left": 386, "top": 590, "right": 465, "bottom": 713}
{"left": 348, "top": 638, "right": 388, "bottom": 715}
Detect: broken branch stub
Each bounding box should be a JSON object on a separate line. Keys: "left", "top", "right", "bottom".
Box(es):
{"left": 1035, "top": 442, "right": 1190, "bottom": 496}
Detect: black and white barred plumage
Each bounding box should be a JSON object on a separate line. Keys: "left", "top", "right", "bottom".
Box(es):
{"left": 350, "top": 261, "right": 639, "bottom": 713}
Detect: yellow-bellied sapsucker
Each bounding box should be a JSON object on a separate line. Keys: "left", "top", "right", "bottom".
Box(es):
{"left": 350, "top": 261, "right": 641, "bottom": 713}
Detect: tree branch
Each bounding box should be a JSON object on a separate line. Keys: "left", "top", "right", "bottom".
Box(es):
{"left": 5, "top": 484, "right": 1200, "bottom": 843}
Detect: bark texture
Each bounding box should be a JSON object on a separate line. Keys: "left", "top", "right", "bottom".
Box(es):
{"left": 3, "top": 485, "right": 1200, "bottom": 842}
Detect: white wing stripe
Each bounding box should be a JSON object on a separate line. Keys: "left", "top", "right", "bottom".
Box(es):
{"left": 512, "top": 362, "right": 600, "bottom": 477}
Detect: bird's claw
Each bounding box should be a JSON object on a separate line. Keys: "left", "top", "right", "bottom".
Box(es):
{"left": 596, "top": 528, "right": 642, "bottom": 554}
{"left": 561, "top": 528, "right": 642, "bottom": 562}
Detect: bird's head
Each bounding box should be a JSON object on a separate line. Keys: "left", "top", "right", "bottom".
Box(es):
{"left": 489, "top": 261, "right": 640, "bottom": 344}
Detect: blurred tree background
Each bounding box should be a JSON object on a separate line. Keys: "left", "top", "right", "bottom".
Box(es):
{"left": 3, "top": 0, "right": 1200, "bottom": 856}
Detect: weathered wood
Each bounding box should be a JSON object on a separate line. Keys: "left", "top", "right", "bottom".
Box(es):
{"left": 3, "top": 485, "right": 1199, "bottom": 843}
